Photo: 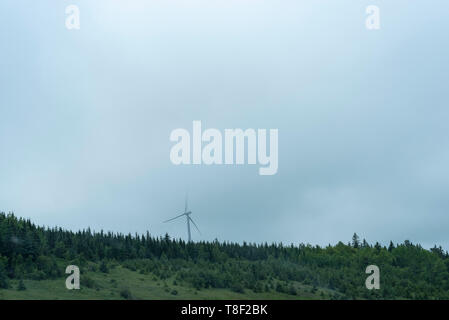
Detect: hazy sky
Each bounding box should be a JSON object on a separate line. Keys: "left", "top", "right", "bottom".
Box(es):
{"left": 1, "top": 1, "right": 448, "bottom": 249}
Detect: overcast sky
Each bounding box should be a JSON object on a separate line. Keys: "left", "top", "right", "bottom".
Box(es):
{"left": 1, "top": 0, "right": 448, "bottom": 249}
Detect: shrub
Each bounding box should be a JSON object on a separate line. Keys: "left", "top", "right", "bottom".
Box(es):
{"left": 288, "top": 285, "right": 297, "bottom": 295}
{"left": 17, "top": 279, "right": 26, "bottom": 291}
{"left": 99, "top": 261, "right": 109, "bottom": 273}
{"left": 0, "top": 269, "right": 8, "bottom": 289}
{"left": 231, "top": 282, "right": 244, "bottom": 293}
{"left": 120, "top": 288, "right": 134, "bottom": 300}
{"left": 82, "top": 276, "right": 98, "bottom": 289}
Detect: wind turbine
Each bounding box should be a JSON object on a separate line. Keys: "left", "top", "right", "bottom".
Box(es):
{"left": 164, "top": 194, "right": 200, "bottom": 242}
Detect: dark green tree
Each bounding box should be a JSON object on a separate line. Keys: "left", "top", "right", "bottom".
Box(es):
{"left": 17, "top": 279, "right": 26, "bottom": 291}
{"left": 351, "top": 233, "right": 360, "bottom": 248}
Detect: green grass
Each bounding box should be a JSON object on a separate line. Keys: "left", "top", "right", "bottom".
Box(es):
{"left": 0, "top": 266, "right": 334, "bottom": 300}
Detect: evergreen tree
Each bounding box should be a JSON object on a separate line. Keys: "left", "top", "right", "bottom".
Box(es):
{"left": 388, "top": 241, "right": 395, "bottom": 252}
{"left": 351, "top": 233, "right": 360, "bottom": 248}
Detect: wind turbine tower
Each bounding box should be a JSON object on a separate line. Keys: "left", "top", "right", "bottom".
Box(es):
{"left": 164, "top": 194, "right": 200, "bottom": 242}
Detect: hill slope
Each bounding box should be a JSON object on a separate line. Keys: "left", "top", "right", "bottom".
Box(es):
{"left": 0, "top": 265, "right": 332, "bottom": 300}
{"left": 0, "top": 212, "right": 448, "bottom": 299}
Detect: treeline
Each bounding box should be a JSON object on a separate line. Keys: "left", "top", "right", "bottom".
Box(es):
{"left": 1, "top": 212, "right": 449, "bottom": 299}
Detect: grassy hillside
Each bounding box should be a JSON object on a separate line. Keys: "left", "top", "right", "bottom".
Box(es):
{"left": 0, "top": 264, "right": 333, "bottom": 300}
{"left": 1, "top": 212, "right": 449, "bottom": 300}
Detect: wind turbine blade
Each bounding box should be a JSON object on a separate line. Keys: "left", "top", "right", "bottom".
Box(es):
{"left": 185, "top": 193, "right": 188, "bottom": 213}
{"left": 189, "top": 217, "right": 201, "bottom": 235}
{"left": 163, "top": 213, "right": 186, "bottom": 223}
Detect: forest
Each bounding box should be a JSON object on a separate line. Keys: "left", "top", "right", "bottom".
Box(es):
{"left": 0, "top": 212, "right": 448, "bottom": 299}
